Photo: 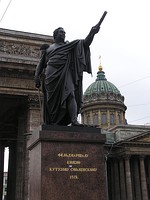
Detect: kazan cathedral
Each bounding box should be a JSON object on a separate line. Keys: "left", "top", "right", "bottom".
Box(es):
{"left": 81, "top": 64, "right": 150, "bottom": 200}
{"left": 0, "top": 28, "right": 150, "bottom": 200}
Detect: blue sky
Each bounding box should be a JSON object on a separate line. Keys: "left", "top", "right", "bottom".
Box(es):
{"left": 0, "top": 0, "right": 150, "bottom": 125}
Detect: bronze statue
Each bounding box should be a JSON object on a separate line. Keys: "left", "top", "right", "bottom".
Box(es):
{"left": 34, "top": 11, "right": 107, "bottom": 126}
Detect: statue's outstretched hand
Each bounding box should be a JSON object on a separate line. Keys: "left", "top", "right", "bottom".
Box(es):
{"left": 91, "top": 11, "right": 107, "bottom": 35}
{"left": 91, "top": 24, "right": 100, "bottom": 35}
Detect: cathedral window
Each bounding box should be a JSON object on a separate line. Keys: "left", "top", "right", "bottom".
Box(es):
{"left": 102, "top": 113, "right": 107, "bottom": 124}
{"left": 93, "top": 114, "right": 98, "bottom": 125}
{"left": 110, "top": 114, "right": 114, "bottom": 125}
{"left": 117, "top": 114, "right": 121, "bottom": 124}
{"left": 86, "top": 115, "right": 90, "bottom": 125}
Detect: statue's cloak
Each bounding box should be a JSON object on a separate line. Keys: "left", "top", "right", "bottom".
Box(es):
{"left": 43, "top": 40, "right": 92, "bottom": 125}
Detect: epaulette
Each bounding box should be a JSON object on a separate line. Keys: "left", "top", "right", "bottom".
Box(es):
{"left": 40, "top": 44, "right": 49, "bottom": 50}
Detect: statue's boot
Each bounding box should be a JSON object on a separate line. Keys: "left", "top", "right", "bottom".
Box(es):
{"left": 71, "top": 116, "right": 82, "bottom": 126}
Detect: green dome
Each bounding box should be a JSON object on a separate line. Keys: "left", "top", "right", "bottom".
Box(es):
{"left": 84, "top": 70, "right": 120, "bottom": 96}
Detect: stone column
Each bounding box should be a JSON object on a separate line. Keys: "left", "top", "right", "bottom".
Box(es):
{"left": 83, "top": 113, "right": 87, "bottom": 125}
{"left": 147, "top": 156, "right": 150, "bottom": 198}
{"left": 0, "top": 144, "right": 4, "bottom": 200}
{"left": 124, "top": 156, "right": 133, "bottom": 200}
{"left": 115, "top": 111, "right": 118, "bottom": 125}
{"left": 107, "top": 110, "right": 110, "bottom": 127}
{"left": 15, "top": 111, "right": 28, "bottom": 200}
{"left": 133, "top": 158, "right": 142, "bottom": 200}
{"left": 114, "top": 159, "right": 120, "bottom": 200}
{"left": 121, "top": 112, "right": 124, "bottom": 124}
{"left": 110, "top": 160, "right": 115, "bottom": 200}
{"left": 107, "top": 159, "right": 115, "bottom": 200}
{"left": 98, "top": 110, "right": 101, "bottom": 127}
{"left": 119, "top": 159, "right": 126, "bottom": 200}
{"left": 90, "top": 111, "right": 93, "bottom": 125}
{"left": 139, "top": 156, "right": 148, "bottom": 200}
{"left": 27, "top": 95, "right": 41, "bottom": 132}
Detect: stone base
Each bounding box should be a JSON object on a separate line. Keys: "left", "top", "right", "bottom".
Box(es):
{"left": 28, "top": 125, "right": 107, "bottom": 200}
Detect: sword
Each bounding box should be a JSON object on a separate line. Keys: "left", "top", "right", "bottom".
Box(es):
{"left": 37, "top": 88, "right": 43, "bottom": 124}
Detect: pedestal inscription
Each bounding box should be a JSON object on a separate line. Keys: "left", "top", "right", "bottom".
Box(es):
{"left": 28, "top": 126, "right": 107, "bottom": 200}
{"left": 49, "top": 152, "right": 97, "bottom": 180}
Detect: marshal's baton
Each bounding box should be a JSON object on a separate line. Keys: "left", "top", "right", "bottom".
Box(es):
{"left": 96, "top": 11, "right": 108, "bottom": 28}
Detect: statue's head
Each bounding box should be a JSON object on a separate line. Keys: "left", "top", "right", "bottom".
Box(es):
{"left": 53, "top": 27, "right": 66, "bottom": 42}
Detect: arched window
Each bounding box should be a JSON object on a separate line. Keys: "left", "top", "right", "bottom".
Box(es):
{"left": 110, "top": 114, "right": 114, "bottom": 125}
{"left": 93, "top": 114, "right": 98, "bottom": 126}
{"left": 86, "top": 116, "right": 90, "bottom": 125}
{"left": 101, "top": 113, "right": 107, "bottom": 125}
{"left": 117, "top": 114, "right": 121, "bottom": 124}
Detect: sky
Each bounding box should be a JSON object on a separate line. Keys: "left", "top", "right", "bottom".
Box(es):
{"left": 0, "top": 0, "right": 150, "bottom": 126}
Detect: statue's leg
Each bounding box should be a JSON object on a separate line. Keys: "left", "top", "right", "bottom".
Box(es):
{"left": 67, "top": 92, "right": 80, "bottom": 125}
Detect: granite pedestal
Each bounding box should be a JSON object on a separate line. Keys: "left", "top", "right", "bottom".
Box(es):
{"left": 28, "top": 125, "right": 107, "bottom": 200}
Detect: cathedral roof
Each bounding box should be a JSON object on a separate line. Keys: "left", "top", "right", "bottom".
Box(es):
{"left": 83, "top": 66, "right": 125, "bottom": 104}
{"left": 84, "top": 67, "right": 120, "bottom": 96}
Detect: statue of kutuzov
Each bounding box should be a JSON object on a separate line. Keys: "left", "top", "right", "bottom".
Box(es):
{"left": 34, "top": 11, "right": 107, "bottom": 126}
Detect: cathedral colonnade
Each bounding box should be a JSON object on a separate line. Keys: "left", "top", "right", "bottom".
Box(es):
{"left": 107, "top": 155, "right": 150, "bottom": 200}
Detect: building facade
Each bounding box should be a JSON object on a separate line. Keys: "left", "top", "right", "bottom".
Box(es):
{"left": 0, "top": 28, "right": 53, "bottom": 200}
{"left": 105, "top": 125, "right": 150, "bottom": 200}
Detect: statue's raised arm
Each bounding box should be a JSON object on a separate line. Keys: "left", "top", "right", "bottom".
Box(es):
{"left": 84, "top": 11, "right": 107, "bottom": 47}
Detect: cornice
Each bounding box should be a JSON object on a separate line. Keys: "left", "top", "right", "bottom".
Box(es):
{"left": 0, "top": 28, "right": 53, "bottom": 43}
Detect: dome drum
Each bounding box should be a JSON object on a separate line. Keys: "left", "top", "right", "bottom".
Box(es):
{"left": 81, "top": 103, "right": 127, "bottom": 113}
{"left": 83, "top": 92, "right": 125, "bottom": 104}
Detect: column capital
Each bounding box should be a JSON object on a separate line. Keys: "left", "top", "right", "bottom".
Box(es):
{"left": 28, "top": 94, "right": 41, "bottom": 109}
{"left": 139, "top": 155, "right": 146, "bottom": 160}
{"left": 123, "top": 155, "right": 131, "bottom": 160}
